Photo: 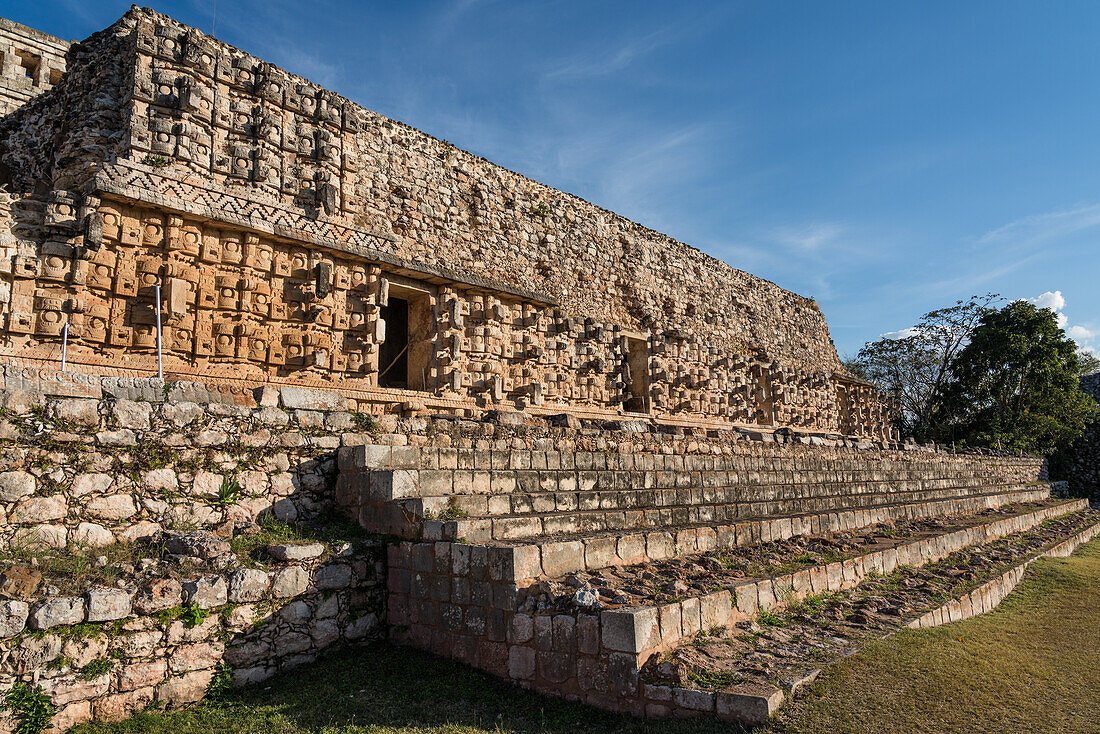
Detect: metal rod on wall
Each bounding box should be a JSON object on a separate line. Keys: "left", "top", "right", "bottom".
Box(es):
{"left": 61, "top": 323, "right": 68, "bottom": 371}
{"left": 155, "top": 283, "right": 163, "bottom": 381}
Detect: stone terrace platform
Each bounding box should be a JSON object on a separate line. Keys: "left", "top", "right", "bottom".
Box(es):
{"left": 336, "top": 435, "right": 1053, "bottom": 724}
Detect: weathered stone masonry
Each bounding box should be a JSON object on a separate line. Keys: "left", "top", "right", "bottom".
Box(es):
{"left": 0, "top": 7, "right": 891, "bottom": 437}
{"left": 0, "top": 18, "right": 67, "bottom": 116}
{"left": 1056, "top": 372, "right": 1100, "bottom": 497}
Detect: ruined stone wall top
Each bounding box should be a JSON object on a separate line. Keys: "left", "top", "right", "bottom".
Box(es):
{"left": 0, "top": 17, "right": 69, "bottom": 116}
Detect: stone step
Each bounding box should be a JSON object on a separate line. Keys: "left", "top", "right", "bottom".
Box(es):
{"left": 409, "top": 480, "right": 1036, "bottom": 522}
{"left": 410, "top": 467, "right": 1034, "bottom": 498}
{"left": 385, "top": 497, "right": 1084, "bottom": 721}
{"left": 411, "top": 483, "right": 1046, "bottom": 542}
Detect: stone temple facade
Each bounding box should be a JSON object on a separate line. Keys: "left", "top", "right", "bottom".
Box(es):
{"left": 0, "top": 6, "right": 892, "bottom": 438}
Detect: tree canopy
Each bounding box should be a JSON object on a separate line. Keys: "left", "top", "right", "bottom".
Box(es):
{"left": 939, "top": 300, "right": 1096, "bottom": 454}
{"left": 849, "top": 295, "right": 1098, "bottom": 455}
{"left": 849, "top": 294, "right": 998, "bottom": 442}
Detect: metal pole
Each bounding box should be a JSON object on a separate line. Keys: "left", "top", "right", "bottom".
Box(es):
{"left": 155, "top": 283, "right": 163, "bottom": 381}
{"left": 61, "top": 323, "right": 68, "bottom": 371}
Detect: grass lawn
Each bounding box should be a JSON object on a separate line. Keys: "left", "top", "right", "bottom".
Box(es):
{"left": 74, "top": 539, "right": 1100, "bottom": 734}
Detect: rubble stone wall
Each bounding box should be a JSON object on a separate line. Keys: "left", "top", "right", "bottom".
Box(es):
{"left": 0, "top": 378, "right": 375, "bottom": 550}
{"left": 0, "top": 541, "right": 384, "bottom": 732}
{"left": 0, "top": 7, "right": 893, "bottom": 437}
{"left": 1055, "top": 372, "right": 1100, "bottom": 497}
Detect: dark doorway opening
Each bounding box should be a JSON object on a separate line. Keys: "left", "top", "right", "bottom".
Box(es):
{"left": 379, "top": 298, "right": 409, "bottom": 389}
{"left": 624, "top": 337, "right": 650, "bottom": 413}
{"left": 378, "top": 285, "right": 432, "bottom": 391}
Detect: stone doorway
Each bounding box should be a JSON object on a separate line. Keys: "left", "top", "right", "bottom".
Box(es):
{"left": 623, "top": 335, "right": 650, "bottom": 413}
{"left": 378, "top": 283, "right": 433, "bottom": 391}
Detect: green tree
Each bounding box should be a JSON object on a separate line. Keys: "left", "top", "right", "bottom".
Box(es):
{"left": 939, "top": 300, "right": 1098, "bottom": 454}
{"left": 850, "top": 294, "right": 999, "bottom": 441}
{"left": 1077, "top": 348, "right": 1100, "bottom": 376}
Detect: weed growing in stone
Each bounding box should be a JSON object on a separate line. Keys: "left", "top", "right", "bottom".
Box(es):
{"left": 350, "top": 411, "right": 381, "bottom": 435}
{"left": 207, "top": 662, "right": 233, "bottom": 698}
{"left": 688, "top": 669, "right": 746, "bottom": 690}
{"left": 178, "top": 603, "right": 210, "bottom": 629}
{"left": 80, "top": 657, "right": 115, "bottom": 680}
{"left": 757, "top": 609, "right": 785, "bottom": 627}
{"left": 213, "top": 474, "right": 243, "bottom": 508}
{"left": 2, "top": 681, "right": 54, "bottom": 734}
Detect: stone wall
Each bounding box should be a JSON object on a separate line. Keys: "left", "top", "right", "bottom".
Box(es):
{"left": 0, "top": 536, "right": 384, "bottom": 731}
{"left": 1053, "top": 372, "right": 1100, "bottom": 497}
{"left": 0, "top": 18, "right": 67, "bottom": 116}
{"left": 384, "top": 497, "right": 1068, "bottom": 719}
{"left": 0, "top": 375, "right": 387, "bottom": 732}
{"left": 0, "top": 372, "right": 391, "bottom": 550}
{"left": 0, "top": 7, "right": 893, "bottom": 438}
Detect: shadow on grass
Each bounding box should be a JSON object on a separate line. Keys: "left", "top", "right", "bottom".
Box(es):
{"left": 73, "top": 642, "right": 748, "bottom": 734}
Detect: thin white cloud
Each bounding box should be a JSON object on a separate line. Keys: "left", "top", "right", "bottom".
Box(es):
{"left": 979, "top": 202, "right": 1100, "bottom": 249}
{"left": 544, "top": 28, "right": 675, "bottom": 80}
{"left": 771, "top": 223, "right": 845, "bottom": 253}
{"left": 1068, "top": 324, "right": 1095, "bottom": 340}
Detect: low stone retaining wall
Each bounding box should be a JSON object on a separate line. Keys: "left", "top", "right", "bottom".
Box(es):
{"left": 387, "top": 497, "right": 1077, "bottom": 717}
{"left": 0, "top": 539, "right": 384, "bottom": 732}
{"left": 0, "top": 386, "right": 381, "bottom": 550}
{"left": 907, "top": 515, "right": 1100, "bottom": 630}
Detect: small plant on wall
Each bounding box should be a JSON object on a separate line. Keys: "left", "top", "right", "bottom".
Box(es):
{"left": 3, "top": 681, "right": 54, "bottom": 734}
{"left": 141, "top": 153, "right": 171, "bottom": 168}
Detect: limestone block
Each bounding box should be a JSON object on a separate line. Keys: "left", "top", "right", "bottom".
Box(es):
{"left": 73, "top": 522, "right": 115, "bottom": 547}
{"left": 86, "top": 494, "right": 138, "bottom": 520}
{"left": 182, "top": 575, "right": 228, "bottom": 609}
{"left": 112, "top": 400, "right": 152, "bottom": 430}
{"left": 170, "top": 641, "right": 224, "bottom": 673}
{"left": 314, "top": 564, "right": 352, "bottom": 589}
{"left": 157, "top": 669, "right": 214, "bottom": 706}
{"left": 256, "top": 406, "right": 290, "bottom": 426}
{"left": 117, "top": 660, "right": 168, "bottom": 692}
{"left": 716, "top": 683, "right": 784, "bottom": 724}
{"left": 227, "top": 568, "right": 270, "bottom": 602}
{"left": 30, "top": 597, "right": 86, "bottom": 629}
{"left": 85, "top": 588, "right": 133, "bottom": 622}
{"left": 270, "top": 565, "right": 310, "bottom": 597}
{"left": 11, "top": 495, "right": 68, "bottom": 523}
{"left": 141, "top": 468, "right": 178, "bottom": 494}
{"left": 97, "top": 429, "right": 137, "bottom": 447}
{"left": 134, "top": 578, "right": 183, "bottom": 614}
{"left": 0, "top": 600, "right": 29, "bottom": 637}
{"left": 267, "top": 542, "right": 324, "bottom": 561}
{"left": 163, "top": 531, "right": 230, "bottom": 559}
{"left": 72, "top": 473, "right": 113, "bottom": 497}
{"left": 52, "top": 398, "right": 101, "bottom": 427}
{"left": 600, "top": 606, "right": 659, "bottom": 653}
{"left": 161, "top": 401, "right": 204, "bottom": 426}
{"left": 280, "top": 386, "right": 346, "bottom": 411}
{"left": 0, "top": 471, "right": 36, "bottom": 501}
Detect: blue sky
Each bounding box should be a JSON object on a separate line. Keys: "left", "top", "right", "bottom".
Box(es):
{"left": 10, "top": 0, "right": 1100, "bottom": 358}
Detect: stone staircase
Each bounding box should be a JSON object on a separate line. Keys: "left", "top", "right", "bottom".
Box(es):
{"left": 336, "top": 443, "right": 1047, "bottom": 545}
{"left": 336, "top": 438, "right": 1058, "bottom": 723}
